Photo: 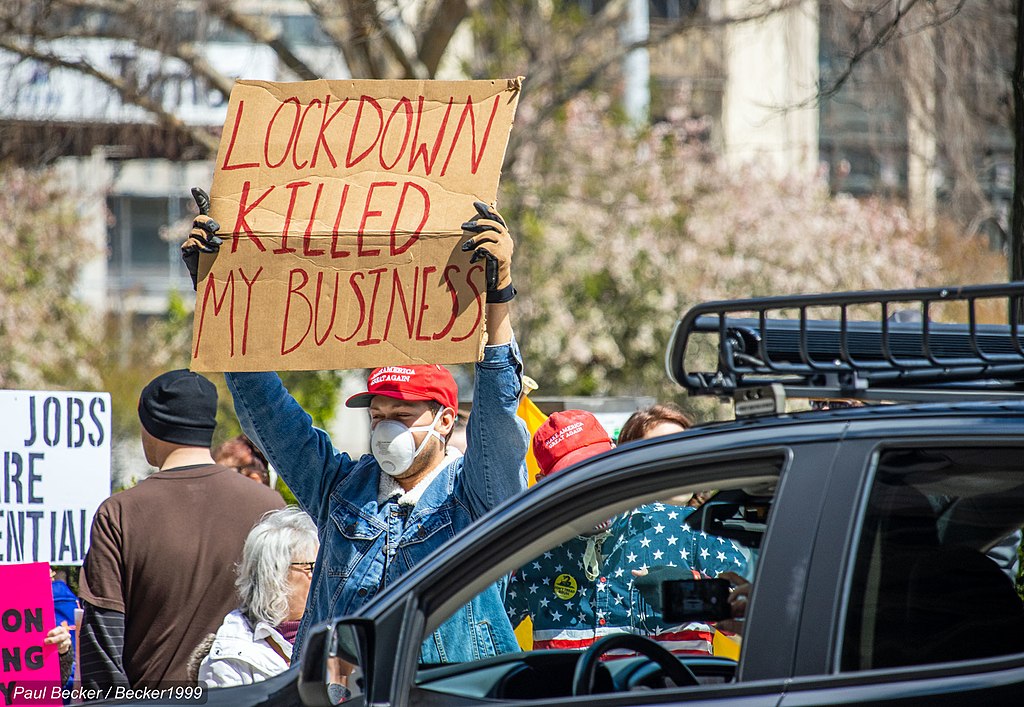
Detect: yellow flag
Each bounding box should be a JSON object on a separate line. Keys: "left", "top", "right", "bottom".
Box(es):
{"left": 513, "top": 617, "right": 534, "bottom": 651}
{"left": 516, "top": 391, "right": 547, "bottom": 487}
{"left": 513, "top": 378, "right": 546, "bottom": 649}
{"left": 713, "top": 629, "right": 741, "bottom": 660}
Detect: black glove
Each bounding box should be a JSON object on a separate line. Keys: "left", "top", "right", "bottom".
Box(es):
{"left": 460, "top": 201, "right": 516, "bottom": 303}
{"left": 181, "top": 187, "right": 222, "bottom": 290}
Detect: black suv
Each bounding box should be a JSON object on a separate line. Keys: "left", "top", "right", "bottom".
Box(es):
{"left": 98, "top": 283, "right": 1024, "bottom": 706}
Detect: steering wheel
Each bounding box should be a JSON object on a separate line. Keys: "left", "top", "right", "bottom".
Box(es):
{"left": 571, "top": 634, "right": 699, "bottom": 695}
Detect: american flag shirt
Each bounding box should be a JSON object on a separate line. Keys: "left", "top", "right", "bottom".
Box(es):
{"left": 506, "top": 503, "right": 749, "bottom": 654}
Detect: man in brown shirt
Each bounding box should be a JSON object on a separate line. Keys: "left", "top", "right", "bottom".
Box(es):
{"left": 79, "top": 369, "right": 285, "bottom": 687}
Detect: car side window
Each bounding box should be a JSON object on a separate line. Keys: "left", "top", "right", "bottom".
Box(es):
{"left": 505, "top": 494, "right": 753, "bottom": 657}
{"left": 841, "top": 447, "right": 1024, "bottom": 671}
{"left": 414, "top": 465, "right": 781, "bottom": 701}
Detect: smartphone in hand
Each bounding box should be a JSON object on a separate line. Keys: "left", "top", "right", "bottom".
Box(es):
{"left": 663, "top": 578, "right": 732, "bottom": 623}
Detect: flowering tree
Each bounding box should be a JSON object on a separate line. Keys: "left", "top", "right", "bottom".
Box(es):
{"left": 0, "top": 1, "right": 1011, "bottom": 406}
{"left": 505, "top": 93, "right": 1001, "bottom": 398}
{"left": 0, "top": 165, "right": 99, "bottom": 389}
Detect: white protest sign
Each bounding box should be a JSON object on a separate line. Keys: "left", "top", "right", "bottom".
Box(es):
{"left": 0, "top": 391, "right": 111, "bottom": 565}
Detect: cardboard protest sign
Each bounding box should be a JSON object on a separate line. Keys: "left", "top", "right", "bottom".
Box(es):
{"left": 0, "top": 391, "right": 111, "bottom": 566}
{"left": 0, "top": 562, "right": 61, "bottom": 706}
{"left": 191, "top": 78, "right": 523, "bottom": 372}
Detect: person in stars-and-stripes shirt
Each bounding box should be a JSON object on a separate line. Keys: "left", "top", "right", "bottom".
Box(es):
{"left": 505, "top": 408, "right": 749, "bottom": 655}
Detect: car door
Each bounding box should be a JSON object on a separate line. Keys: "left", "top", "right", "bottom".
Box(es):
{"left": 336, "top": 429, "right": 847, "bottom": 706}
{"left": 778, "top": 425, "right": 1024, "bottom": 706}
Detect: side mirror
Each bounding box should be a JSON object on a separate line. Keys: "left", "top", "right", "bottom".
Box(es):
{"left": 684, "top": 491, "right": 771, "bottom": 548}
{"left": 298, "top": 619, "right": 371, "bottom": 706}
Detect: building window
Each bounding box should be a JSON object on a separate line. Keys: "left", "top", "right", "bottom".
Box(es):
{"left": 107, "top": 194, "right": 193, "bottom": 301}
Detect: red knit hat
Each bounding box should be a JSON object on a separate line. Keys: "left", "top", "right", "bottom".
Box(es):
{"left": 533, "top": 410, "right": 613, "bottom": 477}
{"left": 345, "top": 365, "right": 458, "bottom": 410}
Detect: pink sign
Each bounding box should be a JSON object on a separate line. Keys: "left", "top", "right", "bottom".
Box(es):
{"left": 0, "top": 563, "right": 61, "bottom": 706}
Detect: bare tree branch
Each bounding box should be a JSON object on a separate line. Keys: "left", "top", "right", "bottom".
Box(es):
{"left": 23, "top": 23, "right": 235, "bottom": 100}
{"left": 417, "top": 0, "right": 471, "bottom": 77}
{"left": 208, "top": 0, "right": 320, "bottom": 81}
{"left": 646, "top": 0, "right": 807, "bottom": 41}
{"left": 304, "top": 0, "right": 364, "bottom": 77}
{"left": 341, "top": 0, "right": 387, "bottom": 78}
{"left": 174, "top": 43, "right": 235, "bottom": 97}
{"left": 317, "top": 0, "right": 472, "bottom": 80}
{"left": 0, "top": 36, "right": 219, "bottom": 154}
{"left": 518, "top": 0, "right": 812, "bottom": 139}
{"left": 819, "top": 0, "right": 968, "bottom": 101}
{"left": 364, "top": 2, "right": 430, "bottom": 79}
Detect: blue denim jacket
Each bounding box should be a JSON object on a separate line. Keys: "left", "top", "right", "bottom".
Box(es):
{"left": 225, "top": 339, "right": 528, "bottom": 664}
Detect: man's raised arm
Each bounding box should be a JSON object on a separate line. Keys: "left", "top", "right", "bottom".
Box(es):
{"left": 182, "top": 188, "right": 352, "bottom": 519}
{"left": 459, "top": 202, "right": 528, "bottom": 514}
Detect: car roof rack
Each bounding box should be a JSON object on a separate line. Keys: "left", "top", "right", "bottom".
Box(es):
{"left": 666, "top": 282, "right": 1024, "bottom": 403}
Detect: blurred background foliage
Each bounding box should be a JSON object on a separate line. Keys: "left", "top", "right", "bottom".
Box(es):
{"left": 0, "top": 0, "right": 1013, "bottom": 484}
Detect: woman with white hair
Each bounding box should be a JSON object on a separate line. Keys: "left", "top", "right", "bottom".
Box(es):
{"left": 198, "top": 507, "right": 319, "bottom": 687}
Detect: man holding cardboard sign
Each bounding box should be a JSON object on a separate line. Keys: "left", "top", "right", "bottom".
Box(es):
{"left": 183, "top": 195, "right": 527, "bottom": 665}
{"left": 181, "top": 76, "right": 529, "bottom": 665}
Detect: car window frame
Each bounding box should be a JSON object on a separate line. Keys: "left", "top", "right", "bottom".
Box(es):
{"left": 352, "top": 418, "right": 1024, "bottom": 706}
{"left": 418, "top": 446, "right": 790, "bottom": 635}
{"left": 824, "top": 434, "right": 1024, "bottom": 678}
{"left": 363, "top": 439, "right": 816, "bottom": 706}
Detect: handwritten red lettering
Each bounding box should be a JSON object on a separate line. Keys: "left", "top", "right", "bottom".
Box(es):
{"left": 379, "top": 98, "right": 413, "bottom": 170}
{"left": 346, "top": 96, "right": 384, "bottom": 168}
{"left": 194, "top": 271, "right": 236, "bottom": 358}
{"left": 415, "top": 266, "right": 437, "bottom": 341}
{"left": 434, "top": 264, "right": 462, "bottom": 340}
{"left": 383, "top": 268, "right": 419, "bottom": 342}
{"left": 311, "top": 96, "right": 349, "bottom": 169}
{"left": 408, "top": 96, "right": 454, "bottom": 175}
{"left": 275, "top": 181, "right": 311, "bottom": 254}
{"left": 330, "top": 184, "right": 352, "bottom": 258}
{"left": 357, "top": 182, "right": 396, "bottom": 257}
{"left": 197, "top": 84, "right": 517, "bottom": 369}
{"left": 452, "top": 264, "right": 485, "bottom": 343}
{"left": 440, "top": 94, "right": 501, "bottom": 177}
{"left": 334, "top": 272, "right": 367, "bottom": 343}
{"left": 313, "top": 271, "right": 339, "bottom": 346}
{"left": 303, "top": 183, "right": 327, "bottom": 257}
{"left": 264, "top": 97, "right": 302, "bottom": 169}
{"left": 356, "top": 267, "right": 388, "bottom": 346}
{"left": 293, "top": 99, "right": 322, "bottom": 170}
{"left": 281, "top": 268, "right": 312, "bottom": 355}
{"left": 390, "top": 182, "right": 429, "bottom": 256}
{"left": 230, "top": 182, "right": 274, "bottom": 253}
{"left": 238, "top": 266, "right": 263, "bottom": 355}
{"left": 221, "top": 101, "right": 260, "bottom": 171}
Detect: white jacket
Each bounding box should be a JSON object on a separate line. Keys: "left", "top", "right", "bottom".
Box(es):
{"left": 198, "top": 609, "right": 292, "bottom": 687}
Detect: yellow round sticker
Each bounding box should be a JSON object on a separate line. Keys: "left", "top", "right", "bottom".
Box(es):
{"left": 553, "top": 573, "right": 578, "bottom": 600}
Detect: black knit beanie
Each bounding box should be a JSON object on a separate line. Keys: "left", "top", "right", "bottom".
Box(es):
{"left": 138, "top": 370, "right": 218, "bottom": 447}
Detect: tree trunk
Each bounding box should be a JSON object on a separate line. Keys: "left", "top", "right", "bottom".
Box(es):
{"left": 1012, "top": 0, "right": 1024, "bottom": 285}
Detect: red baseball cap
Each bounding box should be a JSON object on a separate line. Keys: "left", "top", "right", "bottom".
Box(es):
{"left": 533, "top": 410, "right": 613, "bottom": 477}
{"left": 345, "top": 365, "right": 458, "bottom": 410}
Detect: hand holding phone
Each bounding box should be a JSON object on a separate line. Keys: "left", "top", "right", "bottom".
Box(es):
{"left": 662, "top": 577, "right": 733, "bottom": 623}
{"left": 717, "top": 570, "right": 751, "bottom": 619}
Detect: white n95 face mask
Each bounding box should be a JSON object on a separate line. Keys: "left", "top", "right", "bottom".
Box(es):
{"left": 370, "top": 407, "right": 446, "bottom": 477}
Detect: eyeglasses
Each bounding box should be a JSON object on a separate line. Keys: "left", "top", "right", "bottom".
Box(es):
{"left": 290, "top": 562, "right": 316, "bottom": 574}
